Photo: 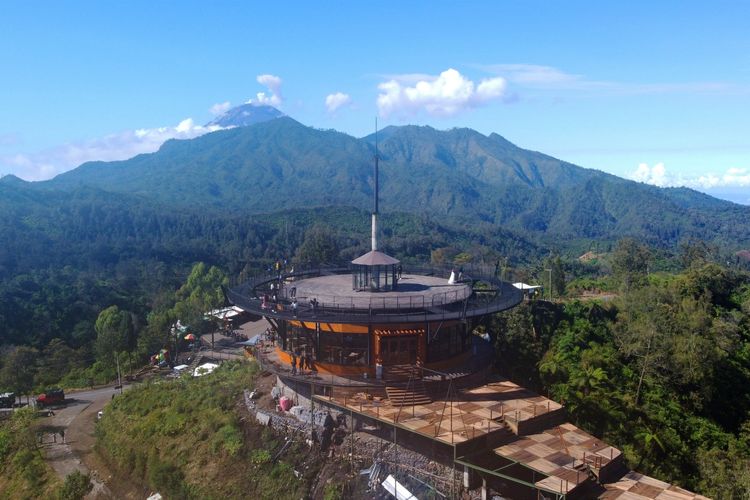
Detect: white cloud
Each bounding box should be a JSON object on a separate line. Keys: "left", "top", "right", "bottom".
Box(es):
{"left": 209, "top": 101, "right": 231, "bottom": 116}
{"left": 485, "top": 64, "right": 582, "bottom": 85}
{"left": 481, "top": 63, "right": 745, "bottom": 96}
{"left": 376, "top": 68, "right": 507, "bottom": 118}
{"left": 631, "top": 162, "right": 670, "bottom": 187}
{"left": 325, "top": 92, "right": 352, "bottom": 113}
{"left": 2, "top": 119, "right": 225, "bottom": 181}
{"left": 630, "top": 162, "right": 750, "bottom": 190}
{"left": 247, "top": 74, "right": 283, "bottom": 107}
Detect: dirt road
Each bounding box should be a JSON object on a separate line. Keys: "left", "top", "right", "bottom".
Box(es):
{"left": 39, "top": 385, "right": 140, "bottom": 499}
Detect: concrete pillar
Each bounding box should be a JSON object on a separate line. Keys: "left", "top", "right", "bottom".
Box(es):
{"left": 463, "top": 464, "right": 481, "bottom": 489}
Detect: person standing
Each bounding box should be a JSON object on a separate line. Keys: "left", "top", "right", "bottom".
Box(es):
{"left": 291, "top": 352, "right": 297, "bottom": 375}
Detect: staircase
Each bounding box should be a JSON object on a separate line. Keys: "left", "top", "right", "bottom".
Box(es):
{"left": 574, "top": 461, "right": 597, "bottom": 482}
{"left": 386, "top": 379, "right": 432, "bottom": 407}
{"left": 383, "top": 364, "right": 420, "bottom": 381}
{"left": 186, "top": 353, "right": 204, "bottom": 375}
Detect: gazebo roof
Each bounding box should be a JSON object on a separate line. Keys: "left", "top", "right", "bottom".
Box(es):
{"left": 351, "top": 250, "right": 400, "bottom": 266}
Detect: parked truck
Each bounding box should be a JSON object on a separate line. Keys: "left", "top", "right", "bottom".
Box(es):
{"left": 0, "top": 392, "right": 15, "bottom": 408}
{"left": 36, "top": 388, "right": 65, "bottom": 407}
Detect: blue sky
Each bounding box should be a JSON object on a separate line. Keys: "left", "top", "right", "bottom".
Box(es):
{"left": 1, "top": 1, "right": 749, "bottom": 203}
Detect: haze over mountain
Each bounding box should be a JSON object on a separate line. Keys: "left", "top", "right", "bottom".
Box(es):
{"left": 5, "top": 104, "right": 750, "bottom": 251}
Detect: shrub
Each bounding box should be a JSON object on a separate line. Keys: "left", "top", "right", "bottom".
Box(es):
{"left": 0, "top": 428, "right": 11, "bottom": 461}
{"left": 249, "top": 448, "right": 271, "bottom": 465}
{"left": 147, "top": 453, "right": 186, "bottom": 499}
{"left": 323, "top": 482, "right": 344, "bottom": 500}
{"left": 213, "top": 424, "right": 243, "bottom": 456}
{"left": 12, "top": 448, "right": 46, "bottom": 485}
{"left": 58, "top": 470, "right": 92, "bottom": 500}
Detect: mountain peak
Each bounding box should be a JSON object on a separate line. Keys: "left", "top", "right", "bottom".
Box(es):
{"left": 0, "top": 174, "right": 28, "bottom": 186}
{"left": 206, "top": 103, "right": 285, "bottom": 128}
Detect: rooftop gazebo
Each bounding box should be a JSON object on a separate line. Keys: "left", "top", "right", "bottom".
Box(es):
{"left": 351, "top": 250, "right": 400, "bottom": 292}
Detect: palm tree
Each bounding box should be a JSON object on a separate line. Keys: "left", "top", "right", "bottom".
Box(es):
{"left": 571, "top": 366, "right": 608, "bottom": 396}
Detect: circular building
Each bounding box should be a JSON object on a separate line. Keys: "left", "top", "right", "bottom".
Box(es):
{"left": 227, "top": 255, "right": 522, "bottom": 379}
{"left": 228, "top": 147, "right": 522, "bottom": 382}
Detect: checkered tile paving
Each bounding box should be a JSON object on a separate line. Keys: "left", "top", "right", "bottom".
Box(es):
{"left": 600, "top": 471, "right": 710, "bottom": 499}
{"left": 313, "top": 377, "right": 706, "bottom": 499}
{"left": 494, "top": 422, "right": 623, "bottom": 494}
{"left": 318, "top": 377, "right": 565, "bottom": 446}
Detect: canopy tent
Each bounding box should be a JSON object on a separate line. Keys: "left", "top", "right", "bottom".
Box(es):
{"left": 193, "top": 363, "right": 219, "bottom": 377}
{"left": 512, "top": 282, "right": 543, "bottom": 297}
{"left": 238, "top": 335, "right": 262, "bottom": 346}
{"left": 512, "top": 282, "right": 542, "bottom": 291}
{"left": 207, "top": 306, "right": 245, "bottom": 321}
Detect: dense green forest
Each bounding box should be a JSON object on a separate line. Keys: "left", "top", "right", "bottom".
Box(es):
{"left": 0, "top": 180, "right": 545, "bottom": 349}
{"left": 492, "top": 241, "right": 750, "bottom": 497}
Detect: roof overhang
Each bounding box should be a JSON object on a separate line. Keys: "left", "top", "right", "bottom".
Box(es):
{"left": 351, "top": 250, "right": 400, "bottom": 266}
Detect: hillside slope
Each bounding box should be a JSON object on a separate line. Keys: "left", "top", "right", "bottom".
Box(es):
{"left": 14, "top": 115, "right": 750, "bottom": 249}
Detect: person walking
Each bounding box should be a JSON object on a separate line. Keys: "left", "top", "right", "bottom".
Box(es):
{"left": 291, "top": 352, "right": 297, "bottom": 375}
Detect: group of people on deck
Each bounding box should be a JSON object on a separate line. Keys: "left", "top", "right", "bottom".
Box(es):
{"left": 290, "top": 349, "right": 315, "bottom": 375}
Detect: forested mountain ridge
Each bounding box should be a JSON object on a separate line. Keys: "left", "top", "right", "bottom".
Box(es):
{"left": 3, "top": 111, "right": 747, "bottom": 250}
{"left": 0, "top": 178, "right": 543, "bottom": 346}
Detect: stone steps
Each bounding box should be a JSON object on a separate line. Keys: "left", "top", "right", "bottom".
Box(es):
{"left": 386, "top": 380, "right": 432, "bottom": 407}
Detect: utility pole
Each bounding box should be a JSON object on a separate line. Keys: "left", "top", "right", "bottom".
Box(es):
{"left": 115, "top": 351, "right": 123, "bottom": 394}
{"left": 545, "top": 268, "right": 552, "bottom": 301}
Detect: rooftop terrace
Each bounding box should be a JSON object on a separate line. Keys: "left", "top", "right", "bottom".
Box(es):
{"left": 228, "top": 265, "right": 523, "bottom": 324}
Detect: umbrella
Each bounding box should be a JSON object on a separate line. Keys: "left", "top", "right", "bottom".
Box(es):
{"left": 184, "top": 333, "right": 196, "bottom": 341}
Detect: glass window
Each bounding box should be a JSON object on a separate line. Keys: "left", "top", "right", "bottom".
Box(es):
{"left": 287, "top": 323, "right": 315, "bottom": 358}
{"left": 427, "top": 323, "right": 468, "bottom": 362}
{"left": 319, "top": 330, "right": 369, "bottom": 366}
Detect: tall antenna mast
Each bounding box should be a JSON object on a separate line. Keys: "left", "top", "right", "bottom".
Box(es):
{"left": 374, "top": 117, "right": 379, "bottom": 214}
{"left": 371, "top": 117, "right": 379, "bottom": 251}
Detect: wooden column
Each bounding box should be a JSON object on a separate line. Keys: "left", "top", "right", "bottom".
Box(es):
{"left": 373, "top": 329, "right": 382, "bottom": 364}
{"left": 418, "top": 327, "right": 426, "bottom": 366}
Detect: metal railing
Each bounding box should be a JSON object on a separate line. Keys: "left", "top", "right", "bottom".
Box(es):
{"left": 226, "top": 264, "right": 523, "bottom": 324}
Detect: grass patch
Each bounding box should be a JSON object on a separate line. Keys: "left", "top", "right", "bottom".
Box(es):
{"left": 95, "top": 360, "right": 328, "bottom": 499}
{"left": 0, "top": 408, "right": 61, "bottom": 498}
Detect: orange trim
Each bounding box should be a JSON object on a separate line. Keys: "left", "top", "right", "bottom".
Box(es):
{"left": 277, "top": 348, "right": 292, "bottom": 364}
{"left": 274, "top": 347, "right": 372, "bottom": 377}
{"left": 287, "top": 320, "right": 368, "bottom": 333}
{"left": 313, "top": 361, "right": 373, "bottom": 377}
{"left": 321, "top": 322, "right": 368, "bottom": 333}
